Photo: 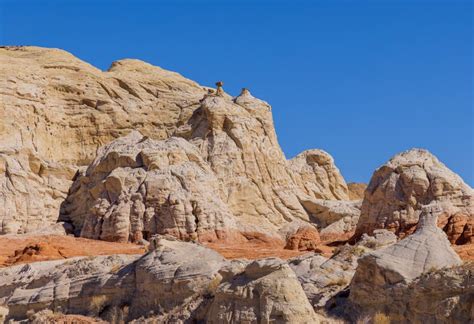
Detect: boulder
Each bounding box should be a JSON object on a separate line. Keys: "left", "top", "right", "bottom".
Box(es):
{"left": 61, "top": 131, "right": 241, "bottom": 243}
{"left": 0, "top": 239, "right": 321, "bottom": 323}
{"left": 289, "top": 229, "right": 396, "bottom": 309}
{"left": 299, "top": 199, "right": 361, "bottom": 238}
{"left": 288, "top": 149, "right": 349, "bottom": 200}
{"left": 349, "top": 203, "right": 465, "bottom": 322}
{"left": 284, "top": 225, "right": 321, "bottom": 251}
{"left": 354, "top": 148, "right": 473, "bottom": 243}
{"left": 207, "top": 258, "right": 319, "bottom": 323}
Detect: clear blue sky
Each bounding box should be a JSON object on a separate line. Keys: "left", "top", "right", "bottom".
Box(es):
{"left": 1, "top": 0, "right": 472, "bottom": 185}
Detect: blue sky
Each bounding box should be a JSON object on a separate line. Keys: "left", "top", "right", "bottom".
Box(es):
{"left": 1, "top": 0, "right": 472, "bottom": 185}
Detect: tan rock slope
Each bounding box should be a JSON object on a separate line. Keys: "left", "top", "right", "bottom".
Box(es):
{"left": 1, "top": 46, "right": 353, "bottom": 244}
{"left": 0, "top": 46, "right": 207, "bottom": 234}
{"left": 354, "top": 148, "right": 473, "bottom": 243}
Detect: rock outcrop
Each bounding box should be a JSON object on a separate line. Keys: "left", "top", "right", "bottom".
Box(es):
{"left": 347, "top": 182, "right": 366, "bottom": 200}
{"left": 288, "top": 149, "right": 349, "bottom": 200}
{"left": 0, "top": 46, "right": 207, "bottom": 234}
{"left": 354, "top": 148, "right": 473, "bottom": 243}
{"left": 61, "top": 131, "right": 240, "bottom": 243}
{"left": 299, "top": 199, "right": 361, "bottom": 239}
{"left": 1, "top": 46, "right": 352, "bottom": 238}
{"left": 289, "top": 229, "right": 397, "bottom": 309}
{"left": 207, "top": 258, "right": 319, "bottom": 323}
{"left": 349, "top": 203, "right": 467, "bottom": 322}
{"left": 0, "top": 238, "right": 321, "bottom": 323}
{"left": 60, "top": 84, "right": 353, "bottom": 243}
{"left": 179, "top": 90, "right": 311, "bottom": 235}
{"left": 0, "top": 150, "right": 75, "bottom": 234}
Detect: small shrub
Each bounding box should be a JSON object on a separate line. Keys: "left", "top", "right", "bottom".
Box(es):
{"left": 90, "top": 295, "right": 108, "bottom": 312}
{"left": 327, "top": 277, "right": 349, "bottom": 287}
{"left": 373, "top": 312, "right": 391, "bottom": 324}
{"left": 207, "top": 275, "right": 222, "bottom": 293}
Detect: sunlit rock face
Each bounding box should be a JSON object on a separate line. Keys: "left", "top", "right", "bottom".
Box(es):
{"left": 61, "top": 131, "right": 241, "bottom": 243}
{"left": 1, "top": 46, "right": 353, "bottom": 239}
{"left": 0, "top": 46, "right": 207, "bottom": 234}
{"left": 349, "top": 204, "right": 470, "bottom": 323}
{"left": 354, "top": 148, "right": 473, "bottom": 243}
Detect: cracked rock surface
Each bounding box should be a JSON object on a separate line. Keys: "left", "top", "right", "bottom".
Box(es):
{"left": 355, "top": 148, "right": 473, "bottom": 243}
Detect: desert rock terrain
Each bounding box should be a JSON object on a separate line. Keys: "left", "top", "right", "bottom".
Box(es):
{"left": 0, "top": 46, "right": 473, "bottom": 323}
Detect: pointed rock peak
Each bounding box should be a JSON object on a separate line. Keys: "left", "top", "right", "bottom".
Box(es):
{"left": 238, "top": 87, "right": 251, "bottom": 97}
{"left": 234, "top": 87, "right": 271, "bottom": 111}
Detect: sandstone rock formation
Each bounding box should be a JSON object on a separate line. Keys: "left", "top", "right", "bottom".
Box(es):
{"left": 299, "top": 199, "right": 361, "bottom": 238}
{"left": 284, "top": 225, "right": 321, "bottom": 251}
{"left": 347, "top": 182, "right": 366, "bottom": 200}
{"left": 178, "top": 90, "right": 310, "bottom": 234}
{"left": 354, "top": 148, "right": 473, "bottom": 243}
{"left": 0, "top": 150, "right": 75, "bottom": 234}
{"left": 1, "top": 46, "right": 353, "bottom": 239}
{"left": 0, "top": 238, "right": 321, "bottom": 323}
{"left": 0, "top": 46, "right": 207, "bottom": 234}
{"left": 61, "top": 131, "right": 240, "bottom": 243}
{"left": 289, "top": 229, "right": 396, "bottom": 309}
{"left": 288, "top": 149, "right": 349, "bottom": 200}
{"left": 349, "top": 203, "right": 467, "bottom": 322}
{"left": 61, "top": 84, "right": 354, "bottom": 243}
{"left": 207, "top": 258, "right": 319, "bottom": 323}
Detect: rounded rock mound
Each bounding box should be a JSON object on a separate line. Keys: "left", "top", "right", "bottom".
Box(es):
{"left": 354, "top": 148, "right": 473, "bottom": 243}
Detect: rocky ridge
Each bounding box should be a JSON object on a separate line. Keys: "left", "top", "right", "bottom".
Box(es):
{"left": 1, "top": 46, "right": 473, "bottom": 323}
{"left": 1, "top": 46, "right": 354, "bottom": 243}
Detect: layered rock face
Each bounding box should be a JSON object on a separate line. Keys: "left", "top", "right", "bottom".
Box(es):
{"left": 288, "top": 149, "right": 349, "bottom": 200}
{"left": 61, "top": 88, "right": 355, "bottom": 243}
{"left": 207, "top": 258, "right": 319, "bottom": 323}
{"left": 0, "top": 46, "right": 206, "bottom": 234}
{"left": 1, "top": 46, "right": 352, "bottom": 239}
{"left": 61, "top": 131, "right": 239, "bottom": 243}
{"left": 0, "top": 150, "right": 75, "bottom": 234}
{"left": 179, "top": 91, "right": 310, "bottom": 234}
{"left": 349, "top": 203, "right": 469, "bottom": 322}
{"left": 0, "top": 238, "right": 321, "bottom": 323}
{"left": 354, "top": 148, "right": 473, "bottom": 243}
{"left": 177, "top": 89, "right": 353, "bottom": 236}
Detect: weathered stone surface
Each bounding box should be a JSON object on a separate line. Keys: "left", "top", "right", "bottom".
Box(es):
{"left": 207, "top": 258, "right": 319, "bottom": 323}
{"left": 347, "top": 182, "right": 366, "bottom": 200}
{"left": 354, "top": 148, "right": 474, "bottom": 243}
{"left": 288, "top": 149, "right": 349, "bottom": 200}
{"left": 349, "top": 203, "right": 467, "bottom": 322}
{"left": 177, "top": 87, "right": 351, "bottom": 238}
{"left": 0, "top": 150, "right": 75, "bottom": 234}
{"left": 61, "top": 131, "right": 240, "bottom": 243}
{"left": 179, "top": 90, "right": 310, "bottom": 235}
{"left": 299, "top": 198, "right": 361, "bottom": 237}
{"left": 0, "top": 239, "right": 321, "bottom": 323}
{"left": 0, "top": 46, "right": 207, "bottom": 234}
{"left": 1, "top": 46, "right": 353, "bottom": 239}
{"left": 289, "top": 229, "right": 396, "bottom": 310}
{"left": 284, "top": 225, "right": 321, "bottom": 251}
